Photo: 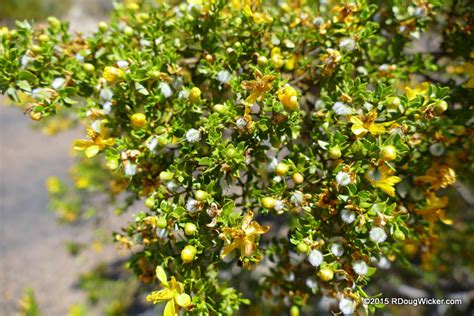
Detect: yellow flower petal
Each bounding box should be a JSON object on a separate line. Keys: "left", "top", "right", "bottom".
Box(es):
{"left": 368, "top": 123, "right": 385, "bottom": 135}
{"left": 163, "top": 300, "right": 177, "bottom": 316}
{"left": 252, "top": 12, "right": 273, "bottom": 24}
{"left": 351, "top": 123, "right": 367, "bottom": 137}
{"left": 85, "top": 145, "right": 100, "bottom": 158}
{"left": 104, "top": 138, "right": 116, "bottom": 146}
{"left": 220, "top": 241, "right": 240, "bottom": 259}
{"left": 241, "top": 211, "right": 254, "bottom": 231}
{"left": 146, "top": 289, "right": 174, "bottom": 303}
{"left": 376, "top": 183, "right": 396, "bottom": 196}
{"left": 175, "top": 293, "right": 191, "bottom": 307}
{"left": 73, "top": 139, "right": 93, "bottom": 151}
{"left": 241, "top": 238, "right": 255, "bottom": 257}
{"left": 246, "top": 221, "right": 270, "bottom": 236}
{"left": 155, "top": 266, "right": 169, "bottom": 287}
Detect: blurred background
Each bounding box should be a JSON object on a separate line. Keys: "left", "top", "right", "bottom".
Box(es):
{"left": 1, "top": 1, "right": 117, "bottom": 315}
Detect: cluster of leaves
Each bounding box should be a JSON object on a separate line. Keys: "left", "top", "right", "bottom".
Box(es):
{"left": 18, "top": 288, "right": 41, "bottom": 316}
{"left": 1, "top": 0, "right": 473, "bottom": 315}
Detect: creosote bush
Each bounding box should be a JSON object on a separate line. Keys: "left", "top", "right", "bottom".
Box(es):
{"left": 1, "top": 0, "right": 473, "bottom": 315}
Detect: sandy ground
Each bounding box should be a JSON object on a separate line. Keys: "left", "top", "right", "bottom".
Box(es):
{"left": 0, "top": 1, "right": 118, "bottom": 315}
{"left": 0, "top": 104, "right": 97, "bottom": 315}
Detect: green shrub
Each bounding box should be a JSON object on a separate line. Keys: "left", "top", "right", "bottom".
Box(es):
{"left": 1, "top": 0, "right": 473, "bottom": 315}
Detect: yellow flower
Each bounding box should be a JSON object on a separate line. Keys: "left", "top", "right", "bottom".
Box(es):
{"left": 270, "top": 47, "right": 285, "bottom": 68}
{"left": 404, "top": 82, "right": 429, "bottom": 100}
{"left": 220, "top": 211, "right": 269, "bottom": 258}
{"left": 350, "top": 110, "right": 390, "bottom": 137}
{"left": 415, "top": 164, "right": 456, "bottom": 191}
{"left": 115, "top": 234, "right": 134, "bottom": 250}
{"left": 319, "top": 49, "right": 341, "bottom": 76}
{"left": 103, "top": 66, "right": 125, "bottom": 83}
{"left": 73, "top": 123, "right": 115, "bottom": 158}
{"left": 74, "top": 177, "right": 90, "bottom": 189}
{"left": 331, "top": 3, "right": 357, "bottom": 23}
{"left": 416, "top": 193, "right": 452, "bottom": 225}
{"left": 131, "top": 113, "right": 147, "bottom": 128}
{"left": 242, "top": 0, "right": 273, "bottom": 24}
{"left": 241, "top": 69, "right": 276, "bottom": 104}
{"left": 46, "top": 176, "right": 62, "bottom": 194}
{"left": 366, "top": 165, "right": 401, "bottom": 197}
{"left": 277, "top": 85, "right": 299, "bottom": 111}
{"left": 146, "top": 266, "right": 191, "bottom": 316}
{"left": 0, "top": 26, "right": 10, "bottom": 38}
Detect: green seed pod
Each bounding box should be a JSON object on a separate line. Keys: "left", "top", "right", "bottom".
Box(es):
{"left": 47, "top": 16, "right": 61, "bottom": 29}
{"left": 328, "top": 146, "right": 342, "bottom": 159}
{"left": 124, "top": 26, "right": 134, "bottom": 36}
{"left": 393, "top": 228, "right": 406, "bottom": 241}
{"left": 156, "top": 216, "right": 167, "bottom": 229}
{"left": 145, "top": 197, "right": 155, "bottom": 209}
{"left": 159, "top": 171, "right": 174, "bottom": 181}
{"left": 98, "top": 21, "right": 108, "bottom": 32}
{"left": 184, "top": 223, "right": 198, "bottom": 236}
{"left": 83, "top": 63, "right": 95, "bottom": 73}
{"left": 296, "top": 242, "right": 309, "bottom": 253}
{"left": 195, "top": 190, "right": 209, "bottom": 202}
{"left": 380, "top": 145, "right": 397, "bottom": 161}
{"left": 318, "top": 267, "right": 334, "bottom": 281}
{"left": 189, "top": 87, "right": 201, "bottom": 103}
{"left": 433, "top": 100, "right": 448, "bottom": 115}
{"left": 292, "top": 173, "right": 304, "bottom": 184}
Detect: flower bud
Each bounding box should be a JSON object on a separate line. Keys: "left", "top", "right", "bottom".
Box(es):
{"left": 292, "top": 173, "right": 304, "bottom": 184}
{"left": 83, "top": 63, "right": 95, "bottom": 73}
{"left": 290, "top": 306, "right": 300, "bottom": 316}
{"left": 38, "top": 34, "right": 50, "bottom": 43}
{"left": 189, "top": 87, "right": 201, "bottom": 103}
{"left": 31, "top": 45, "right": 42, "bottom": 53}
{"left": 194, "top": 190, "right": 208, "bottom": 202}
{"left": 257, "top": 56, "right": 268, "bottom": 66}
{"left": 131, "top": 113, "right": 147, "bottom": 128}
{"left": 103, "top": 66, "right": 125, "bottom": 83}
{"left": 277, "top": 85, "right": 299, "bottom": 111}
{"left": 159, "top": 171, "right": 174, "bottom": 181}
{"left": 433, "top": 100, "right": 448, "bottom": 115}
{"left": 47, "top": 16, "right": 61, "bottom": 29}
{"left": 380, "top": 145, "right": 397, "bottom": 161}
{"left": 181, "top": 245, "right": 197, "bottom": 263}
{"left": 156, "top": 216, "right": 167, "bottom": 229}
{"left": 271, "top": 54, "right": 285, "bottom": 68}
{"left": 145, "top": 197, "right": 155, "bottom": 209}
{"left": 393, "top": 228, "right": 406, "bottom": 241}
{"left": 124, "top": 26, "right": 134, "bottom": 36}
{"left": 205, "top": 54, "right": 213, "bottom": 63}
{"left": 261, "top": 197, "right": 276, "bottom": 209}
{"left": 213, "top": 103, "right": 227, "bottom": 113}
{"left": 328, "top": 146, "right": 341, "bottom": 159}
{"left": 97, "top": 21, "right": 108, "bottom": 32}
{"left": 29, "top": 111, "right": 42, "bottom": 121}
{"left": 184, "top": 223, "right": 197, "bottom": 236}
{"left": 125, "top": 2, "right": 140, "bottom": 10}
{"left": 275, "top": 162, "right": 290, "bottom": 176}
{"left": 225, "top": 146, "right": 237, "bottom": 159}
{"left": 296, "top": 242, "right": 309, "bottom": 253}
{"left": 318, "top": 267, "right": 334, "bottom": 281}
